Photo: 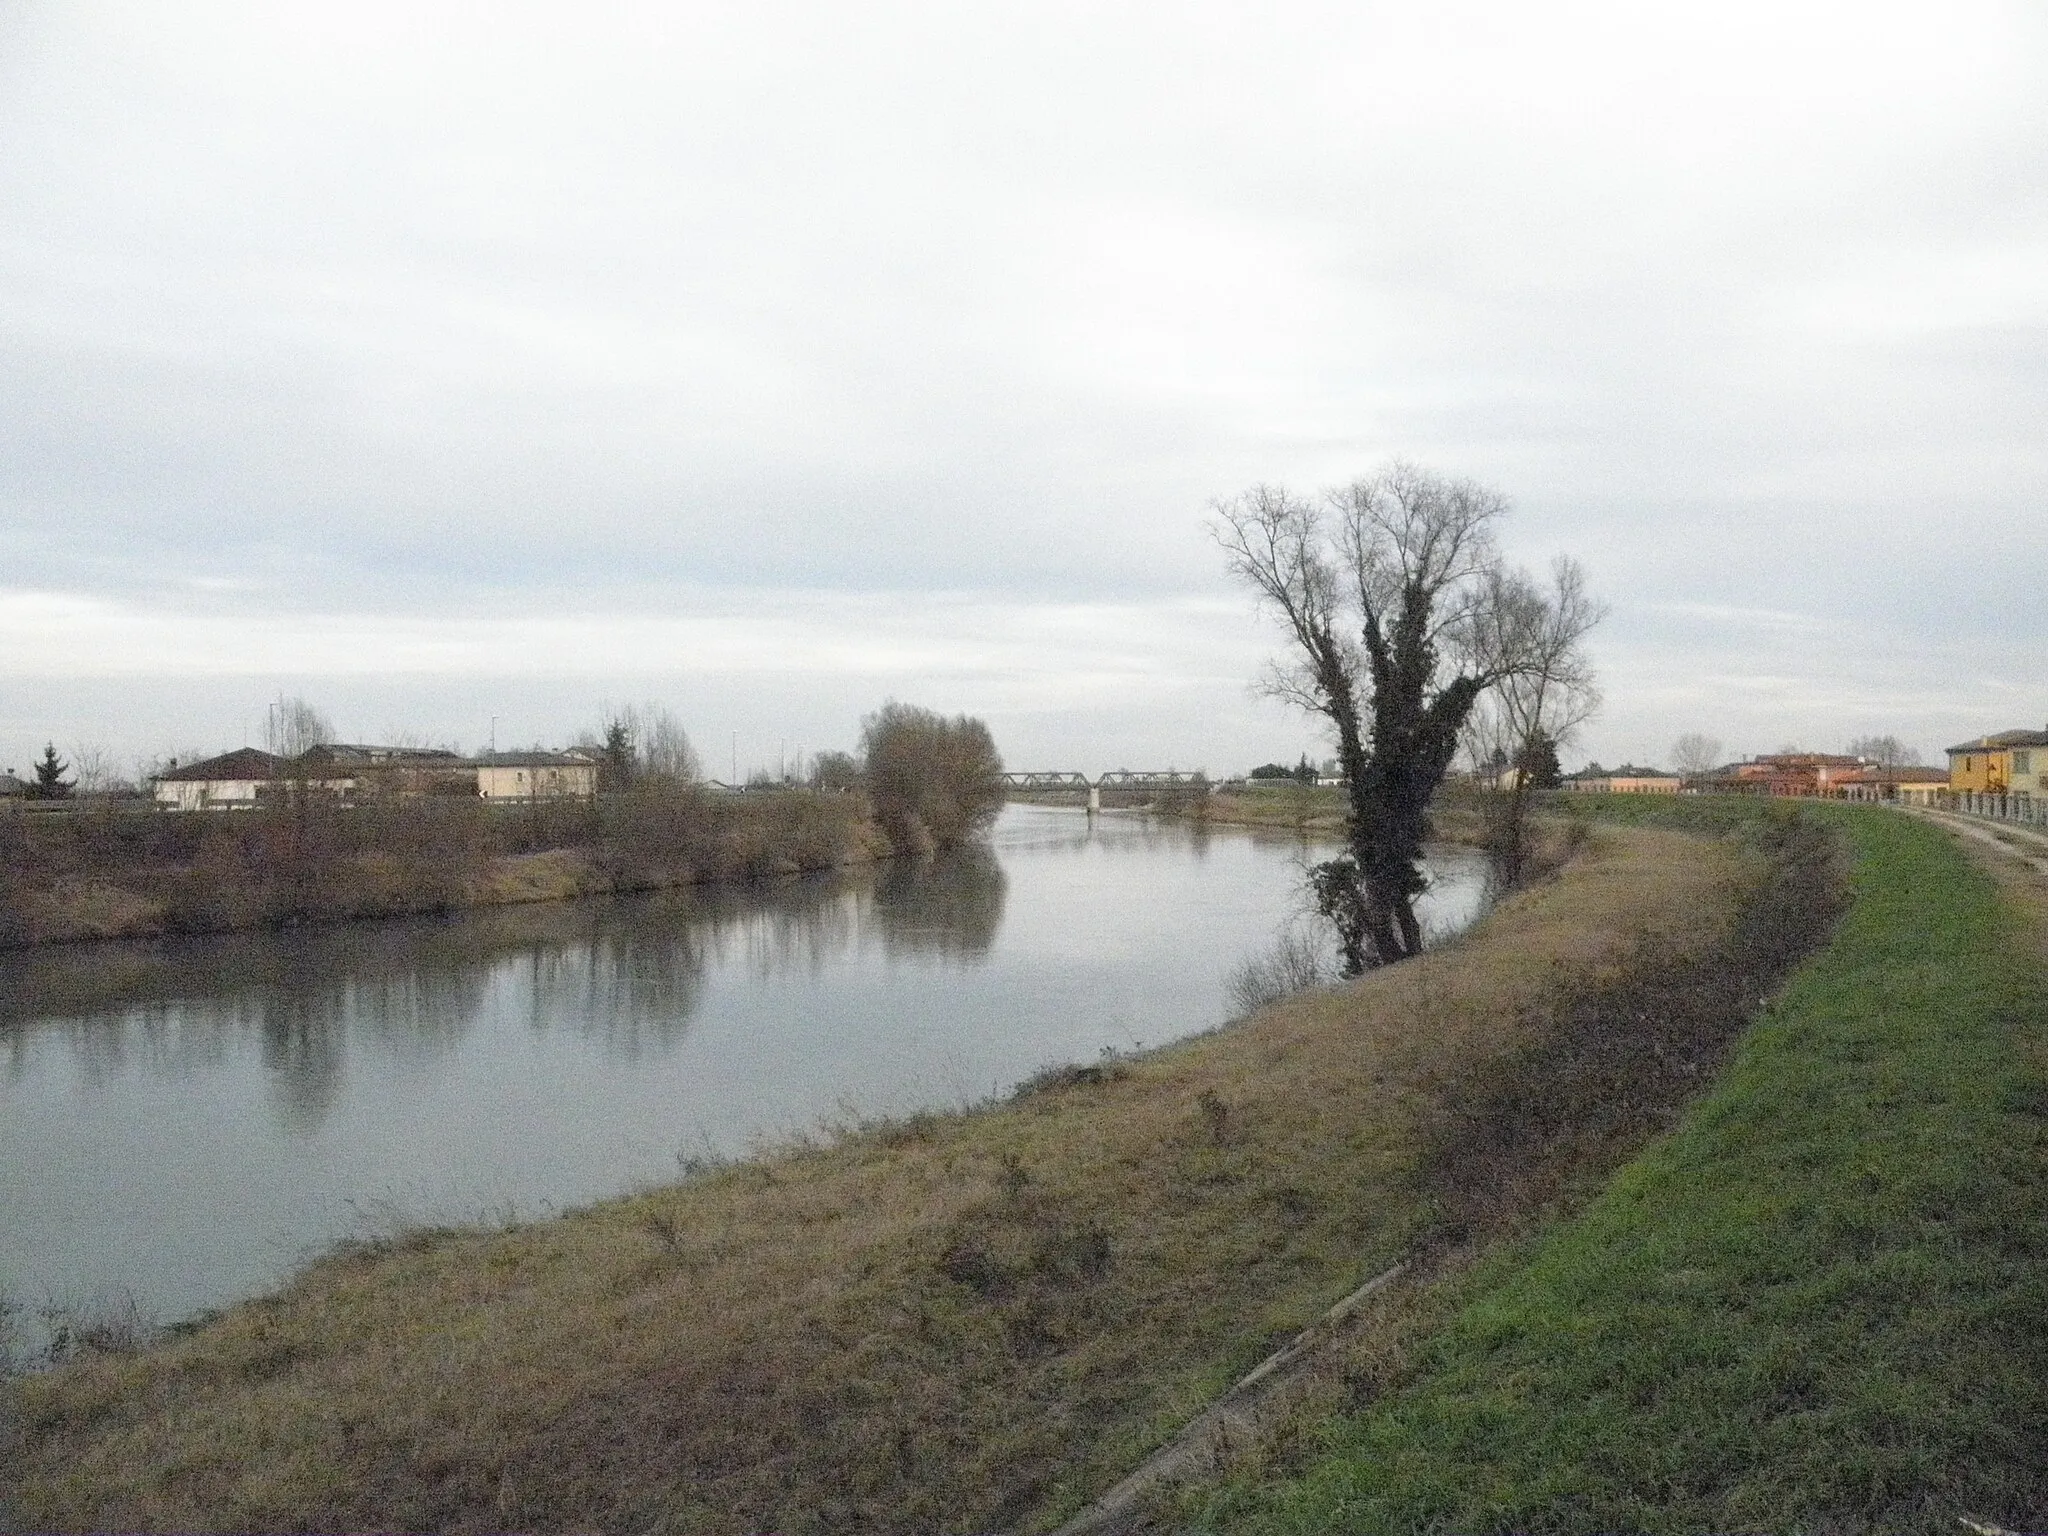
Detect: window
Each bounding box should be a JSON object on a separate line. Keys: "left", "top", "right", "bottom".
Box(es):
{"left": 2017, "top": 750, "right": 2033, "bottom": 774}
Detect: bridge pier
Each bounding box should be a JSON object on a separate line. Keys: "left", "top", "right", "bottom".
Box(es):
{"left": 1088, "top": 784, "right": 1100, "bottom": 815}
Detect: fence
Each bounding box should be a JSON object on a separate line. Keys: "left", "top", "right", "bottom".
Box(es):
{"left": 1943, "top": 791, "right": 2048, "bottom": 827}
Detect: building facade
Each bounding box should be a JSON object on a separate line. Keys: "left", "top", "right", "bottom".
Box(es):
{"left": 1947, "top": 730, "right": 2048, "bottom": 798}
{"left": 474, "top": 751, "right": 599, "bottom": 802}
{"left": 1562, "top": 772, "right": 1683, "bottom": 794}
{"left": 1698, "top": 753, "right": 1865, "bottom": 797}
{"left": 294, "top": 744, "right": 477, "bottom": 800}
{"left": 154, "top": 748, "right": 289, "bottom": 811}
{"left": 1834, "top": 766, "right": 1950, "bottom": 805}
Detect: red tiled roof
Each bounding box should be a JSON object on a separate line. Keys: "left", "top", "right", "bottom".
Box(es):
{"left": 156, "top": 748, "right": 287, "bottom": 783}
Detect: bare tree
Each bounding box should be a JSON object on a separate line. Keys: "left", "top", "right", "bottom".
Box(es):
{"left": 809, "top": 749, "right": 861, "bottom": 791}
{"left": 590, "top": 703, "right": 703, "bottom": 785}
{"left": 67, "top": 742, "right": 121, "bottom": 796}
{"left": 1671, "top": 732, "right": 1724, "bottom": 780}
{"left": 1847, "top": 734, "right": 1920, "bottom": 769}
{"left": 1216, "top": 462, "right": 1598, "bottom": 972}
{"left": 637, "top": 705, "right": 702, "bottom": 783}
{"left": 1461, "top": 558, "right": 1605, "bottom": 883}
{"left": 265, "top": 696, "right": 333, "bottom": 759}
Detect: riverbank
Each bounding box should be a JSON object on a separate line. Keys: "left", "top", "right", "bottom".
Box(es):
{"left": 5, "top": 813, "right": 1838, "bottom": 1533}
{"left": 1161, "top": 782, "right": 1494, "bottom": 850}
{"left": 1174, "top": 799, "right": 2048, "bottom": 1534}
{"left": 0, "top": 788, "right": 886, "bottom": 951}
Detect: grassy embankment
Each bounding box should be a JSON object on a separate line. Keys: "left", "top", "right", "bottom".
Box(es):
{"left": 6, "top": 811, "right": 1836, "bottom": 1534}
{"left": 1190, "top": 784, "right": 1348, "bottom": 835}
{"left": 1178, "top": 798, "right": 2048, "bottom": 1534}
{"left": 1165, "top": 782, "right": 1493, "bottom": 850}
{"left": 0, "top": 787, "right": 882, "bottom": 949}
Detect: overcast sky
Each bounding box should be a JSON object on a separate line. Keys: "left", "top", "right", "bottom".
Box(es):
{"left": 3, "top": 1, "right": 2043, "bottom": 779}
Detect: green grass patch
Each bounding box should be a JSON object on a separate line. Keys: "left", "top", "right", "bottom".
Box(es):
{"left": 1192, "top": 804, "right": 2048, "bottom": 1533}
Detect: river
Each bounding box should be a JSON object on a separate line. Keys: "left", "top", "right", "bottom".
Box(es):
{"left": 0, "top": 805, "right": 1488, "bottom": 1349}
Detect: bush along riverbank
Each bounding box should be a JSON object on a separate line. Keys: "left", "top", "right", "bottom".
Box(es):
{"left": 0, "top": 703, "right": 1006, "bottom": 951}
{"left": 0, "top": 786, "right": 888, "bottom": 950}
{"left": 1177, "top": 800, "right": 2048, "bottom": 1535}
{"left": 5, "top": 813, "right": 1840, "bottom": 1534}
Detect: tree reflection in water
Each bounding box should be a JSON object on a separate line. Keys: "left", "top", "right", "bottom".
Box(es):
{"left": 871, "top": 844, "right": 1008, "bottom": 961}
{"left": 0, "top": 840, "right": 1015, "bottom": 1117}
{"left": 257, "top": 989, "right": 352, "bottom": 1134}
{"left": 4, "top": 805, "right": 1449, "bottom": 1337}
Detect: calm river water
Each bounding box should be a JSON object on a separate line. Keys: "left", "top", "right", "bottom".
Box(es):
{"left": 1, "top": 805, "right": 1487, "bottom": 1342}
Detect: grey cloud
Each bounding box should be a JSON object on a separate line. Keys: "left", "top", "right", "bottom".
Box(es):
{"left": 2, "top": 1, "right": 2045, "bottom": 769}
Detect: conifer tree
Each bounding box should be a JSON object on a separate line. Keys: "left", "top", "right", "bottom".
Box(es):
{"left": 30, "top": 743, "right": 73, "bottom": 799}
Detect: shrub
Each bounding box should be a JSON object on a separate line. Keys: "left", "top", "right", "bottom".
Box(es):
{"left": 1226, "top": 928, "right": 1330, "bottom": 1015}
{"left": 859, "top": 702, "right": 1004, "bottom": 852}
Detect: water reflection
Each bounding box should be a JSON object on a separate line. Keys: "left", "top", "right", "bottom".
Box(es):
{"left": 0, "top": 806, "right": 1473, "bottom": 1339}
{"left": 0, "top": 846, "right": 1013, "bottom": 1121}
{"left": 260, "top": 992, "right": 351, "bottom": 1133}
{"left": 871, "top": 845, "right": 1008, "bottom": 961}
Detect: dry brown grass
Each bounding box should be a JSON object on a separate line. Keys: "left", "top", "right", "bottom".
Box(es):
{"left": 9, "top": 825, "right": 1766, "bottom": 1534}
{"left": 473, "top": 846, "right": 605, "bottom": 906}
{"left": 1190, "top": 786, "right": 1349, "bottom": 835}
{"left": 12, "top": 877, "right": 165, "bottom": 942}
{"left": 1193, "top": 786, "right": 1495, "bottom": 853}
{"left": 0, "top": 791, "right": 880, "bottom": 949}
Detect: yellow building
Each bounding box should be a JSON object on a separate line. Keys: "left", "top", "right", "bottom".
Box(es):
{"left": 1946, "top": 729, "right": 2048, "bottom": 796}
{"left": 1561, "top": 768, "right": 1683, "bottom": 794}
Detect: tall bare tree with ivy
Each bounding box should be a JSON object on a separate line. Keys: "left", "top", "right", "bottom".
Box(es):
{"left": 1215, "top": 463, "right": 1601, "bottom": 973}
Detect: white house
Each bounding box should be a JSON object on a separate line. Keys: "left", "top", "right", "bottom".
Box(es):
{"left": 474, "top": 750, "right": 598, "bottom": 802}
{"left": 154, "top": 748, "right": 288, "bottom": 811}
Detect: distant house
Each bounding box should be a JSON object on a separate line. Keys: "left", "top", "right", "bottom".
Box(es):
{"left": 1696, "top": 753, "right": 1865, "bottom": 798}
{"left": 154, "top": 748, "right": 288, "bottom": 811}
{"left": 0, "top": 771, "right": 28, "bottom": 807}
{"left": 294, "top": 744, "right": 476, "bottom": 800}
{"left": 156, "top": 743, "right": 486, "bottom": 809}
{"left": 1947, "top": 729, "right": 2048, "bottom": 799}
{"left": 1837, "top": 766, "right": 1949, "bottom": 805}
{"left": 474, "top": 750, "right": 598, "bottom": 802}
{"left": 1562, "top": 765, "right": 1682, "bottom": 795}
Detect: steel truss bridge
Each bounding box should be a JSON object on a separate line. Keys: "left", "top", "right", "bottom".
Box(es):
{"left": 1002, "top": 770, "right": 1211, "bottom": 809}
{"left": 1003, "top": 770, "right": 1210, "bottom": 792}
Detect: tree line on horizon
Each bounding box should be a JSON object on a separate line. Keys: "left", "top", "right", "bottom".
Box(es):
{"left": 8, "top": 694, "right": 1006, "bottom": 856}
